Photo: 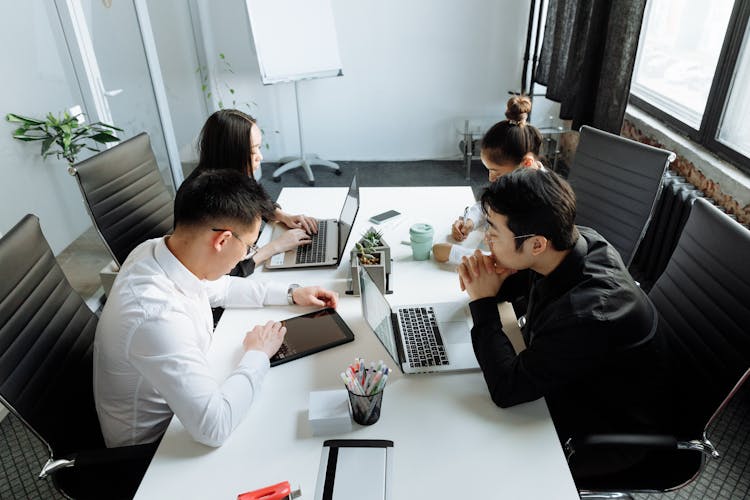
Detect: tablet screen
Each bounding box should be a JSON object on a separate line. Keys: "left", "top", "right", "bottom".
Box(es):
{"left": 270, "top": 308, "right": 355, "bottom": 366}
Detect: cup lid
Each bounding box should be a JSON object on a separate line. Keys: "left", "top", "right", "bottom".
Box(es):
{"left": 409, "top": 223, "right": 434, "bottom": 236}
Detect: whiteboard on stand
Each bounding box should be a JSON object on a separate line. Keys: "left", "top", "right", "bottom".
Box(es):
{"left": 245, "top": 0, "right": 344, "bottom": 84}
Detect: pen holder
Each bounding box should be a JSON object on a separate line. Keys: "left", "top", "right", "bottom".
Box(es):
{"left": 409, "top": 223, "right": 434, "bottom": 261}
{"left": 347, "top": 388, "right": 384, "bottom": 425}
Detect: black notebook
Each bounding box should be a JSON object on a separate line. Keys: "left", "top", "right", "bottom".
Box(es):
{"left": 270, "top": 308, "right": 355, "bottom": 367}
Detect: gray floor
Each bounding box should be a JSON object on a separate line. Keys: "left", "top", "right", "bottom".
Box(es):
{"left": 1, "top": 160, "right": 747, "bottom": 499}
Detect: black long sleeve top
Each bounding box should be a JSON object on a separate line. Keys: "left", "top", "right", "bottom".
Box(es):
{"left": 469, "top": 226, "right": 671, "bottom": 442}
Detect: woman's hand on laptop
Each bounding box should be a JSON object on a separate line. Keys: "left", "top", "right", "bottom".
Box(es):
{"left": 276, "top": 211, "right": 318, "bottom": 234}
{"left": 292, "top": 286, "right": 339, "bottom": 309}
{"left": 243, "top": 320, "right": 287, "bottom": 358}
{"left": 247, "top": 229, "right": 311, "bottom": 266}
{"left": 273, "top": 228, "right": 312, "bottom": 252}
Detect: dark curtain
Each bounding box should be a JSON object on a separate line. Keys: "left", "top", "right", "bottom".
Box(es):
{"left": 534, "top": 0, "right": 647, "bottom": 133}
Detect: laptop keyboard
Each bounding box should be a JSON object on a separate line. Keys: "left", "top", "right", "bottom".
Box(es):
{"left": 398, "top": 306, "right": 449, "bottom": 368}
{"left": 295, "top": 220, "right": 328, "bottom": 264}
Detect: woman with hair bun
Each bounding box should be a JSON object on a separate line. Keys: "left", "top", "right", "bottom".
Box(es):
{"left": 433, "top": 95, "right": 544, "bottom": 263}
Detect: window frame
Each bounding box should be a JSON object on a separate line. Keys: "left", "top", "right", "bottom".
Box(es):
{"left": 630, "top": 0, "right": 750, "bottom": 175}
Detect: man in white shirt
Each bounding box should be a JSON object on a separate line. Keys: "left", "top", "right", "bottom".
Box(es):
{"left": 94, "top": 169, "right": 338, "bottom": 448}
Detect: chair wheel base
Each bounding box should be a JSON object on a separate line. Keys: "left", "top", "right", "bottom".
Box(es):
{"left": 272, "top": 176, "right": 281, "bottom": 183}
{"left": 335, "top": 169, "right": 342, "bottom": 176}
{"left": 307, "top": 180, "right": 315, "bottom": 186}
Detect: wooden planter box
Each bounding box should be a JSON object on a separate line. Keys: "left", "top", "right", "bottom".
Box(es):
{"left": 349, "top": 250, "right": 387, "bottom": 296}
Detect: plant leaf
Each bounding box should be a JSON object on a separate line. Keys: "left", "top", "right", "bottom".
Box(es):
{"left": 13, "top": 135, "right": 44, "bottom": 142}
{"left": 41, "top": 136, "right": 55, "bottom": 155}
{"left": 6, "top": 113, "right": 45, "bottom": 125}
{"left": 89, "top": 132, "right": 120, "bottom": 143}
{"left": 87, "top": 121, "right": 122, "bottom": 132}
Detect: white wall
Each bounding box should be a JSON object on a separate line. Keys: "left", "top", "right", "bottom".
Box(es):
{"left": 197, "top": 0, "right": 532, "bottom": 161}
{"left": 0, "top": 2, "right": 91, "bottom": 254}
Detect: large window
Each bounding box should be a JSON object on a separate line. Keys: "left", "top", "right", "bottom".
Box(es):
{"left": 630, "top": 0, "right": 750, "bottom": 174}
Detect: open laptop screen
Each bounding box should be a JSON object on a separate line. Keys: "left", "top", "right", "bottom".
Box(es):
{"left": 360, "top": 266, "right": 400, "bottom": 365}
{"left": 337, "top": 176, "right": 359, "bottom": 262}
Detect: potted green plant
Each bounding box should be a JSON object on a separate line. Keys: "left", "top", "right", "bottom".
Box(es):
{"left": 350, "top": 227, "right": 391, "bottom": 272}
{"left": 349, "top": 228, "right": 391, "bottom": 296}
{"left": 6, "top": 110, "right": 121, "bottom": 167}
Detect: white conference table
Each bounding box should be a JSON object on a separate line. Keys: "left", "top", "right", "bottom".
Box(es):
{"left": 135, "top": 186, "right": 579, "bottom": 499}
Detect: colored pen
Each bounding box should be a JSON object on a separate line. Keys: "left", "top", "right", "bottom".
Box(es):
{"left": 373, "top": 373, "right": 388, "bottom": 394}
{"left": 366, "top": 372, "right": 382, "bottom": 395}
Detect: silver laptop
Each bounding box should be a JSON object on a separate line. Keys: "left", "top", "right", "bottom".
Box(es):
{"left": 359, "top": 267, "right": 479, "bottom": 374}
{"left": 266, "top": 176, "right": 359, "bottom": 269}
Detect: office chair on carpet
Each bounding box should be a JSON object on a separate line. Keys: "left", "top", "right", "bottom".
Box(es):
{"left": 69, "top": 132, "right": 174, "bottom": 266}
{"left": 568, "top": 125, "right": 676, "bottom": 267}
{"left": 565, "top": 198, "right": 750, "bottom": 498}
{"left": 0, "top": 215, "right": 158, "bottom": 499}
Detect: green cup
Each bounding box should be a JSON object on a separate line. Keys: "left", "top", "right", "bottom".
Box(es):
{"left": 409, "top": 223, "right": 434, "bottom": 260}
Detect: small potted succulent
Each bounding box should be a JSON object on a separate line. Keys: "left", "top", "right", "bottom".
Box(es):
{"left": 351, "top": 227, "right": 391, "bottom": 272}
{"left": 349, "top": 228, "right": 390, "bottom": 295}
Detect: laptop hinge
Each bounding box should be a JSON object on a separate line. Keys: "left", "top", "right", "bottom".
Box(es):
{"left": 390, "top": 312, "right": 407, "bottom": 371}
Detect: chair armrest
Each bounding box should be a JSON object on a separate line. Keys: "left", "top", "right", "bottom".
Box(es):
{"left": 565, "top": 433, "right": 678, "bottom": 461}
{"left": 42, "top": 442, "right": 158, "bottom": 478}
{"left": 71, "top": 442, "right": 158, "bottom": 468}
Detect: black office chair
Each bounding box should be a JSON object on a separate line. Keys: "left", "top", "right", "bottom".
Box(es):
{"left": 566, "top": 198, "right": 750, "bottom": 497}
{"left": 0, "top": 215, "right": 157, "bottom": 499}
{"left": 568, "top": 126, "right": 676, "bottom": 266}
{"left": 69, "top": 132, "right": 174, "bottom": 266}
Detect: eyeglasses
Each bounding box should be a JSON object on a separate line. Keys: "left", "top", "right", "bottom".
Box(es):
{"left": 211, "top": 228, "right": 258, "bottom": 259}
{"left": 484, "top": 230, "right": 537, "bottom": 245}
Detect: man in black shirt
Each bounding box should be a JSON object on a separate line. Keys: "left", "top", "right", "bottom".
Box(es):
{"left": 458, "top": 168, "right": 670, "bottom": 480}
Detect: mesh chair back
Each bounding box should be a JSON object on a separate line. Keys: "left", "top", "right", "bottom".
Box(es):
{"left": 649, "top": 198, "right": 750, "bottom": 436}
{"left": 569, "top": 126, "right": 675, "bottom": 266}
{"left": 71, "top": 133, "right": 174, "bottom": 266}
{"left": 0, "top": 215, "right": 104, "bottom": 456}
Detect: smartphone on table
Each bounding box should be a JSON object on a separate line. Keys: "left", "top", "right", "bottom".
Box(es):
{"left": 369, "top": 210, "right": 401, "bottom": 224}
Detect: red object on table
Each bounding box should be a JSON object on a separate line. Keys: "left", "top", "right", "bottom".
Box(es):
{"left": 237, "top": 481, "right": 301, "bottom": 500}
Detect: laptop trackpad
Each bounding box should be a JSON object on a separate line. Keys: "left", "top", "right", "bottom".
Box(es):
{"left": 440, "top": 321, "right": 472, "bottom": 344}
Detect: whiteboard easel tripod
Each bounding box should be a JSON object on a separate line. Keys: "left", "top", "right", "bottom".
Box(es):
{"left": 271, "top": 80, "right": 341, "bottom": 186}
{"left": 245, "top": 0, "right": 344, "bottom": 186}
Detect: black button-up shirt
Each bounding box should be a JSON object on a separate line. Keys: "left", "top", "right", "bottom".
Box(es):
{"left": 469, "top": 226, "right": 670, "bottom": 442}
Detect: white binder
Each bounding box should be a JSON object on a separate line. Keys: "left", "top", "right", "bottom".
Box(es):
{"left": 314, "top": 440, "right": 394, "bottom": 500}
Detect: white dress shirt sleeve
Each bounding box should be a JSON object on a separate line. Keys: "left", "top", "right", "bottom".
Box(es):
{"left": 128, "top": 312, "right": 270, "bottom": 447}
{"left": 203, "top": 275, "right": 288, "bottom": 308}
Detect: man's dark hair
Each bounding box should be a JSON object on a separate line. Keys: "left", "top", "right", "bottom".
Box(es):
{"left": 481, "top": 168, "right": 579, "bottom": 250}
{"left": 174, "top": 169, "right": 276, "bottom": 231}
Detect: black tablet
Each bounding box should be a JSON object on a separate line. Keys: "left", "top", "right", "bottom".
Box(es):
{"left": 270, "top": 308, "right": 355, "bottom": 367}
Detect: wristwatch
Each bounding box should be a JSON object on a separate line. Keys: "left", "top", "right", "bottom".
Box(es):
{"left": 287, "top": 284, "right": 300, "bottom": 305}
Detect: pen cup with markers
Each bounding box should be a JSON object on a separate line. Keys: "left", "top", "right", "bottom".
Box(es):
{"left": 347, "top": 383, "right": 384, "bottom": 425}
{"left": 340, "top": 359, "right": 389, "bottom": 425}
